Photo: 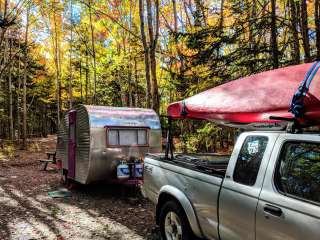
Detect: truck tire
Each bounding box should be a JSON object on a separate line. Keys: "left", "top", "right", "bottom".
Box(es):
{"left": 159, "top": 200, "right": 194, "bottom": 240}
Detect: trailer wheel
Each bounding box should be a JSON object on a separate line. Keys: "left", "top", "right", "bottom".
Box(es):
{"left": 159, "top": 200, "right": 194, "bottom": 240}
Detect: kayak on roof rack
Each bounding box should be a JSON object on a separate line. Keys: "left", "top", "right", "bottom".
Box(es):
{"left": 167, "top": 62, "right": 320, "bottom": 130}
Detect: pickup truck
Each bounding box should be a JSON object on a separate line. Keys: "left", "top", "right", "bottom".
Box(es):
{"left": 142, "top": 131, "right": 320, "bottom": 240}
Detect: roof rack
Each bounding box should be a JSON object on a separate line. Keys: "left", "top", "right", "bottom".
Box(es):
{"left": 269, "top": 116, "right": 302, "bottom": 133}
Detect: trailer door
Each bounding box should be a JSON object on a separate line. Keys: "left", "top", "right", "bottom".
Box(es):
{"left": 68, "top": 110, "right": 76, "bottom": 179}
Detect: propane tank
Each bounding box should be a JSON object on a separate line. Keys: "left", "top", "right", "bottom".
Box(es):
{"left": 117, "top": 161, "right": 130, "bottom": 180}
{"left": 135, "top": 160, "right": 143, "bottom": 178}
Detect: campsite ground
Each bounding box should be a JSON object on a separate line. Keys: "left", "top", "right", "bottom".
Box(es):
{"left": 0, "top": 135, "right": 160, "bottom": 240}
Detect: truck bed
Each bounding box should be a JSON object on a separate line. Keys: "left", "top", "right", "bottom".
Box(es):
{"left": 146, "top": 153, "right": 230, "bottom": 177}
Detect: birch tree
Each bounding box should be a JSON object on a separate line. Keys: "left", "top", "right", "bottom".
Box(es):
{"left": 22, "top": 6, "right": 29, "bottom": 149}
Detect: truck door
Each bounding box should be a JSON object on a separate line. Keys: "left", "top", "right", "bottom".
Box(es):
{"left": 68, "top": 110, "right": 76, "bottom": 179}
{"left": 256, "top": 134, "right": 320, "bottom": 240}
{"left": 218, "top": 132, "right": 278, "bottom": 240}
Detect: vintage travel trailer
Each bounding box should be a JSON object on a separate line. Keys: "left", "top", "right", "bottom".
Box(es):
{"left": 56, "top": 105, "right": 162, "bottom": 184}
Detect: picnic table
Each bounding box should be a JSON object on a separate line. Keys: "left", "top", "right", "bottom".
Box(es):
{"left": 39, "top": 151, "right": 56, "bottom": 171}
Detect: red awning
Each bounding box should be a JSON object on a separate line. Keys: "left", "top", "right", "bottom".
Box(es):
{"left": 167, "top": 63, "right": 320, "bottom": 129}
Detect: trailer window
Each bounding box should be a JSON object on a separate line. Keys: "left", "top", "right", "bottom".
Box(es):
{"left": 138, "top": 130, "right": 147, "bottom": 145}
{"left": 108, "top": 129, "right": 119, "bottom": 145}
{"left": 119, "top": 129, "right": 139, "bottom": 145}
{"left": 107, "top": 128, "right": 148, "bottom": 147}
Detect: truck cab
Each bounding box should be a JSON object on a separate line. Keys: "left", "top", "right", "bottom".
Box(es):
{"left": 143, "top": 131, "right": 320, "bottom": 240}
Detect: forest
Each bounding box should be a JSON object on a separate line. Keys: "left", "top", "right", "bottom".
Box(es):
{"left": 0, "top": 0, "right": 319, "bottom": 152}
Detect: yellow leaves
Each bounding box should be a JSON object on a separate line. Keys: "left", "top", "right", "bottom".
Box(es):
{"left": 33, "top": 74, "right": 46, "bottom": 84}
{"left": 207, "top": 15, "right": 220, "bottom": 26}
{"left": 39, "top": 57, "right": 46, "bottom": 66}
{"left": 95, "top": 20, "right": 106, "bottom": 33}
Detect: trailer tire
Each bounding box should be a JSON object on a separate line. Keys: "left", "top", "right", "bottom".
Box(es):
{"left": 159, "top": 200, "right": 194, "bottom": 240}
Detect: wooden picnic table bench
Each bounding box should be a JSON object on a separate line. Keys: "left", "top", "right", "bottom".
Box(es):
{"left": 39, "top": 151, "right": 56, "bottom": 171}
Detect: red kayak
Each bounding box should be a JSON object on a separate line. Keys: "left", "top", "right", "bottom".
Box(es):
{"left": 167, "top": 63, "right": 320, "bottom": 130}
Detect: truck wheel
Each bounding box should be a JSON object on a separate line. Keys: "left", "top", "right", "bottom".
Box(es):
{"left": 159, "top": 200, "right": 194, "bottom": 240}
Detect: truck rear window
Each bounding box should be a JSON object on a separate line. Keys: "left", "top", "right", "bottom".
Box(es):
{"left": 233, "top": 136, "right": 268, "bottom": 186}
{"left": 275, "top": 141, "right": 320, "bottom": 205}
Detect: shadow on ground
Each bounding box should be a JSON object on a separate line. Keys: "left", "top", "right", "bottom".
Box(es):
{"left": 0, "top": 137, "right": 161, "bottom": 240}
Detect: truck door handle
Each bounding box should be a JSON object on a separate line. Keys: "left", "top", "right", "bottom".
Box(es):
{"left": 264, "top": 204, "right": 282, "bottom": 217}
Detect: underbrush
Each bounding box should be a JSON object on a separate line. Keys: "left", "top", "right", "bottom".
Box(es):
{"left": 0, "top": 140, "right": 15, "bottom": 160}
{"left": 28, "top": 142, "right": 41, "bottom": 152}
{"left": 173, "top": 121, "right": 237, "bottom": 154}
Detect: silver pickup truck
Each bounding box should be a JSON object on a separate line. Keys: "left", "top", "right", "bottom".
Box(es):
{"left": 142, "top": 131, "right": 320, "bottom": 240}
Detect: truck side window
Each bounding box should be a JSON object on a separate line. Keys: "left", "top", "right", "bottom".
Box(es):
{"left": 275, "top": 142, "right": 320, "bottom": 204}
{"left": 233, "top": 136, "right": 268, "bottom": 186}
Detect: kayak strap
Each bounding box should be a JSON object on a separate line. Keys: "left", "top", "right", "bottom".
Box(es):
{"left": 290, "top": 61, "right": 320, "bottom": 118}
{"left": 180, "top": 100, "right": 188, "bottom": 116}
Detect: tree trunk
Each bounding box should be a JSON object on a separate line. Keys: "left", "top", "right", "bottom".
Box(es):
{"left": 183, "top": 1, "right": 192, "bottom": 28}
{"left": 119, "top": 71, "right": 126, "bottom": 107}
{"left": 149, "top": 49, "right": 159, "bottom": 113}
{"left": 85, "top": 49, "right": 89, "bottom": 104}
{"left": 134, "top": 57, "right": 138, "bottom": 107}
{"left": 219, "top": 0, "right": 224, "bottom": 31}
{"left": 22, "top": 7, "right": 30, "bottom": 149}
{"left": 290, "top": 0, "right": 300, "bottom": 63}
{"left": 300, "top": 0, "right": 311, "bottom": 62}
{"left": 68, "top": 0, "right": 73, "bottom": 109}
{"left": 8, "top": 32, "right": 13, "bottom": 140}
{"left": 315, "top": 0, "right": 320, "bottom": 60}
{"left": 146, "top": 0, "right": 160, "bottom": 113}
{"left": 128, "top": 62, "right": 133, "bottom": 107}
{"left": 248, "top": 0, "right": 256, "bottom": 45}
{"left": 3, "top": 31, "right": 9, "bottom": 139}
{"left": 128, "top": 0, "right": 133, "bottom": 107}
{"left": 17, "top": 36, "right": 21, "bottom": 142}
{"left": 43, "top": 105, "right": 47, "bottom": 137}
{"left": 53, "top": 4, "right": 61, "bottom": 127}
{"left": 219, "top": 130, "right": 224, "bottom": 149}
{"left": 172, "top": 0, "right": 185, "bottom": 79}
{"left": 270, "top": 0, "right": 279, "bottom": 68}
{"left": 172, "top": 0, "right": 178, "bottom": 32}
{"left": 247, "top": 0, "right": 256, "bottom": 73}
{"left": 89, "top": 0, "right": 97, "bottom": 104}
{"left": 80, "top": 57, "right": 83, "bottom": 102}
{"left": 139, "top": 0, "right": 151, "bottom": 108}
{"left": 194, "top": 0, "right": 206, "bottom": 27}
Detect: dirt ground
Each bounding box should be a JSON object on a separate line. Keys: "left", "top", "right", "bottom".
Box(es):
{"left": 0, "top": 135, "right": 160, "bottom": 240}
